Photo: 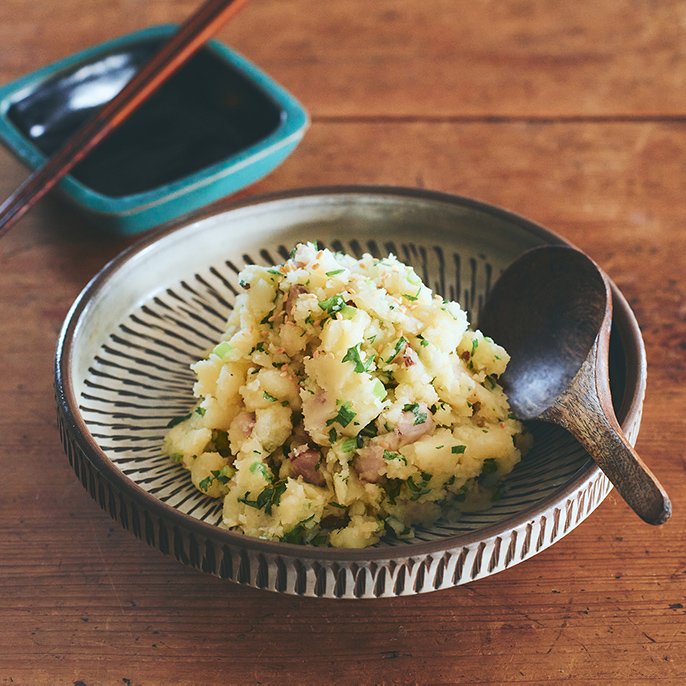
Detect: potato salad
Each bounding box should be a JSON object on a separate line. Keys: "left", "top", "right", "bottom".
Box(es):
{"left": 164, "top": 242, "right": 529, "bottom": 548}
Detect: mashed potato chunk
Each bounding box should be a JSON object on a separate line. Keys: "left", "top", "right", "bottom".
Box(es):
{"left": 164, "top": 242, "right": 530, "bottom": 548}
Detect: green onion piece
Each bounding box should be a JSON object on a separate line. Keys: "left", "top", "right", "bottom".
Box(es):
{"left": 452, "top": 445, "right": 466, "bottom": 454}
{"left": 341, "top": 437, "right": 358, "bottom": 453}
{"left": 212, "top": 341, "right": 233, "bottom": 359}
{"left": 326, "top": 268, "right": 345, "bottom": 276}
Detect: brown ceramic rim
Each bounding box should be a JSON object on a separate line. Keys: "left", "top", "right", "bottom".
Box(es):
{"left": 55, "top": 185, "right": 646, "bottom": 566}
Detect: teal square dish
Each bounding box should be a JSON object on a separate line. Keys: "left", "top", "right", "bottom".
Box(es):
{"left": 0, "top": 25, "right": 309, "bottom": 234}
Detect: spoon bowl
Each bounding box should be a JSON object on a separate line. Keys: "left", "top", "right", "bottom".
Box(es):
{"left": 480, "top": 246, "right": 671, "bottom": 525}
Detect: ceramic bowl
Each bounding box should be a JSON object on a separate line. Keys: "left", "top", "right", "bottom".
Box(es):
{"left": 55, "top": 187, "right": 646, "bottom": 598}
{"left": 0, "top": 25, "right": 309, "bottom": 234}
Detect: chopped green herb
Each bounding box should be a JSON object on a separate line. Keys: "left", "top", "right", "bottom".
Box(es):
{"left": 407, "top": 473, "right": 431, "bottom": 500}
{"left": 383, "top": 450, "right": 407, "bottom": 465}
{"left": 281, "top": 515, "right": 315, "bottom": 544}
{"left": 250, "top": 461, "right": 272, "bottom": 481}
{"left": 304, "top": 314, "right": 314, "bottom": 326}
{"left": 211, "top": 466, "right": 234, "bottom": 485}
{"left": 267, "top": 268, "right": 282, "bottom": 276}
{"left": 417, "top": 334, "right": 429, "bottom": 347}
{"left": 239, "top": 279, "right": 249, "bottom": 289}
{"left": 471, "top": 338, "right": 479, "bottom": 356}
{"left": 342, "top": 343, "right": 373, "bottom": 373}
{"left": 263, "top": 391, "right": 277, "bottom": 402}
{"left": 403, "top": 402, "right": 428, "bottom": 425}
{"left": 451, "top": 445, "right": 466, "bottom": 454}
{"left": 328, "top": 427, "right": 338, "bottom": 444}
{"left": 367, "top": 334, "right": 377, "bottom": 343}
{"left": 256, "top": 479, "right": 288, "bottom": 515}
{"left": 326, "top": 268, "right": 345, "bottom": 276}
{"left": 259, "top": 312, "right": 273, "bottom": 325}
{"left": 358, "top": 422, "right": 378, "bottom": 440}
{"left": 484, "top": 374, "right": 497, "bottom": 390}
{"left": 170, "top": 452, "right": 183, "bottom": 464}
{"left": 166, "top": 412, "right": 191, "bottom": 429}
{"left": 194, "top": 406, "right": 206, "bottom": 417}
{"left": 238, "top": 492, "right": 261, "bottom": 509}
{"left": 326, "top": 401, "right": 356, "bottom": 428}
{"left": 198, "top": 476, "right": 213, "bottom": 491}
{"left": 435, "top": 445, "right": 444, "bottom": 450}
{"left": 213, "top": 430, "right": 231, "bottom": 457}
{"left": 272, "top": 361, "right": 286, "bottom": 369}
{"left": 386, "top": 479, "right": 402, "bottom": 504}
{"left": 386, "top": 336, "right": 407, "bottom": 363}
{"left": 254, "top": 342, "right": 265, "bottom": 352}
{"left": 318, "top": 294, "right": 346, "bottom": 317}
{"left": 329, "top": 501, "right": 346, "bottom": 509}
{"left": 402, "top": 287, "right": 421, "bottom": 302}
{"left": 281, "top": 400, "right": 290, "bottom": 407}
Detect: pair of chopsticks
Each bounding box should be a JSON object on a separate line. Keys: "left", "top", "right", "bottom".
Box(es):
{"left": 0, "top": 0, "right": 248, "bottom": 239}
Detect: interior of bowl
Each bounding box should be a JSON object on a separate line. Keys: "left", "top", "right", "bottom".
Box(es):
{"left": 63, "top": 188, "right": 643, "bottom": 551}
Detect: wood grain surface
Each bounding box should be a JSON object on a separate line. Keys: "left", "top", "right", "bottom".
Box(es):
{"left": 0, "top": 1, "right": 684, "bottom": 684}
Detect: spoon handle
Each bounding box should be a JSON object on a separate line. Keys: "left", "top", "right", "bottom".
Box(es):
{"left": 546, "top": 339, "right": 672, "bottom": 525}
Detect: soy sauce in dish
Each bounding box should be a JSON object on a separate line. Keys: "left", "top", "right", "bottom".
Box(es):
{"left": 7, "top": 39, "right": 283, "bottom": 198}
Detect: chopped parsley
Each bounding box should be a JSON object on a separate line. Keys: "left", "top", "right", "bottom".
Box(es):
{"left": 417, "top": 335, "right": 429, "bottom": 347}
{"left": 407, "top": 472, "right": 432, "bottom": 500}
{"left": 326, "top": 401, "right": 356, "bottom": 428}
{"left": 484, "top": 374, "right": 497, "bottom": 390}
{"left": 263, "top": 391, "right": 277, "bottom": 402}
{"left": 402, "top": 287, "right": 421, "bottom": 302}
{"left": 212, "top": 341, "right": 233, "bottom": 359}
{"left": 403, "top": 402, "right": 428, "bottom": 425}
{"left": 259, "top": 311, "right": 273, "bottom": 325}
{"left": 451, "top": 445, "right": 466, "bottom": 454}
{"left": 328, "top": 427, "right": 338, "bottom": 444}
{"left": 326, "top": 268, "right": 345, "bottom": 276}
{"left": 386, "top": 336, "right": 407, "bottom": 363}
{"left": 281, "top": 515, "right": 315, "bottom": 544}
{"left": 471, "top": 337, "right": 479, "bottom": 357}
{"left": 342, "top": 343, "right": 373, "bottom": 373}
{"left": 383, "top": 450, "right": 407, "bottom": 465}
{"left": 194, "top": 406, "right": 206, "bottom": 417}
{"left": 267, "top": 268, "right": 282, "bottom": 276}
{"left": 318, "top": 294, "right": 346, "bottom": 317}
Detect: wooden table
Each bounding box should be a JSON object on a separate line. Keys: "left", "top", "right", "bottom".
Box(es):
{"left": 1, "top": 1, "right": 684, "bottom": 683}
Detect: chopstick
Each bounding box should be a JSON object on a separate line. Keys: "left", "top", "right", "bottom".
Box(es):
{"left": 0, "top": 0, "right": 248, "bottom": 239}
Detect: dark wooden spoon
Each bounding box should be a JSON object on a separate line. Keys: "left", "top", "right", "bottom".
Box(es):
{"left": 479, "top": 246, "right": 671, "bottom": 525}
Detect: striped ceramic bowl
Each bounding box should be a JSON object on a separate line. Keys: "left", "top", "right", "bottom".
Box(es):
{"left": 55, "top": 187, "right": 646, "bottom": 598}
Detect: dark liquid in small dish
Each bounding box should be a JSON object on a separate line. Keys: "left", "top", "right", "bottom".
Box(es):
{"left": 8, "top": 39, "right": 283, "bottom": 197}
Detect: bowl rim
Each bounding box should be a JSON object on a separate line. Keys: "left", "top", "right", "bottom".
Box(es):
{"left": 0, "top": 24, "right": 309, "bottom": 216}
{"left": 55, "top": 185, "right": 646, "bottom": 563}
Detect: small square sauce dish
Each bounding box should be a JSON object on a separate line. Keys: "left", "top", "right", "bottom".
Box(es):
{"left": 0, "top": 24, "right": 309, "bottom": 234}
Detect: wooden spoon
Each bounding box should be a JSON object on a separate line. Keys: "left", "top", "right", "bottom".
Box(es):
{"left": 479, "top": 246, "right": 671, "bottom": 525}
